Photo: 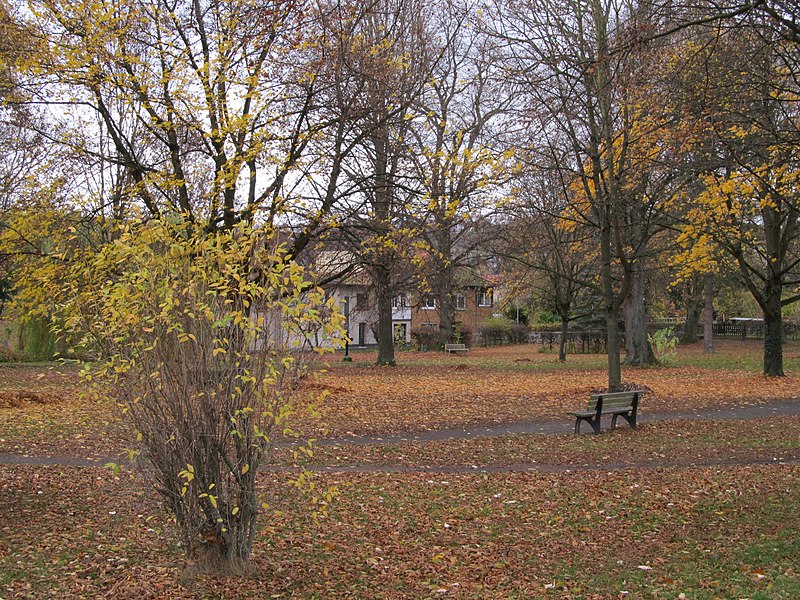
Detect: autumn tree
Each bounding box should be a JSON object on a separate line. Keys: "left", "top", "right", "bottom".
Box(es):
{"left": 666, "top": 15, "right": 800, "bottom": 376}
{"left": 319, "top": 0, "right": 442, "bottom": 365}
{"left": 20, "top": 0, "right": 379, "bottom": 251}
{"left": 408, "top": 5, "right": 515, "bottom": 346}
{"left": 493, "top": 0, "right": 674, "bottom": 388}
{"left": 495, "top": 155, "right": 596, "bottom": 362}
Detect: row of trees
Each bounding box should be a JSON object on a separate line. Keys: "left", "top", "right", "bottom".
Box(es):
{"left": 5, "top": 0, "right": 796, "bottom": 380}
{"left": 489, "top": 0, "right": 800, "bottom": 386}
{"left": 0, "top": 0, "right": 798, "bottom": 573}
{"left": 0, "top": 0, "right": 516, "bottom": 366}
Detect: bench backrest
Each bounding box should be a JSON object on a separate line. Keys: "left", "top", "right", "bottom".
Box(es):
{"left": 586, "top": 390, "right": 645, "bottom": 412}
{"left": 445, "top": 344, "right": 466, "bottom": 349}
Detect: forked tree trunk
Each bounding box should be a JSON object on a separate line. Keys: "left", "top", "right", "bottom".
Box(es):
{"left": 624, "top": 265, "right": 657, "bottom": 366}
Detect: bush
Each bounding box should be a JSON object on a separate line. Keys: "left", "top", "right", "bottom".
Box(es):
{"left": 529, "top": 309, "right": 560, "bottom": 325}
{"left": 412, "top": 329, "right": 439, "bottom": 351}
{"left": 479, "top": 315, "right": 514, "bottom": 345}
{"left": 530, "top": 320, "right": 565, "bottom": 332}
{"left": 21, "top": 316, "right": 55, "bottom": 361}
{"left": 57, "top": 219, "right": 344, "bottom": 574}
{"left": 648, "top": 327, "right": 678, "bottom": 366}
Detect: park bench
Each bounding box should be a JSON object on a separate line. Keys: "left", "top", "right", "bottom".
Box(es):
{"left": 571, "top": 390, "right": 646, "bottom": 434}
{"left": 444, "top": 343, "right": 469, "bottom": 354}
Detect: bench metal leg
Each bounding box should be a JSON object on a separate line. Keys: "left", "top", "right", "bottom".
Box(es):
{"left": 575, "top": 416, "right": 601, "bottom": 435}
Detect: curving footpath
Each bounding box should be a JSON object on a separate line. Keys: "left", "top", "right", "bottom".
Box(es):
{"left": 1, "top": 399, "right": 799, "bottom": 473}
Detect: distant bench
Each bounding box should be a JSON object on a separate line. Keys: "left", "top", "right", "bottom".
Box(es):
{"left": 571, "top": 390, "right": 646, "bottom": 434}
{"left": 444, "top": 343, "right": 469, "bottom": 354}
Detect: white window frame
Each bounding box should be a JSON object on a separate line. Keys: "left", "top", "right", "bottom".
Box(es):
{"left": 454, "top": 294, "right": 466, "bottom": 311}
{"left": 421, "top": 295, "right": 436, "bottom": 310}
{"left": 478, "top": 289, "right": 493, "bottom": 307}
{"left": 391, "top": 294, "right": 408, "bottom": 309}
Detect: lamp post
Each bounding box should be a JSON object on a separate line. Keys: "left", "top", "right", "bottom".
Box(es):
{"left": 343, "top": 296, "right": 351, "bottom": 359}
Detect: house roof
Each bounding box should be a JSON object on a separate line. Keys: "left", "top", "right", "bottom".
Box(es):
{"left": 308, "top": 250, "right": 370, "bottom": 287}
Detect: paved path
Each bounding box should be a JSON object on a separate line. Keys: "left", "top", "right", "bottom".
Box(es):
{"left": 314, "top": 398, "right": 800, "bottom": 446}
{"left": 1, "top": 399, "right": 798, "bottom": 473}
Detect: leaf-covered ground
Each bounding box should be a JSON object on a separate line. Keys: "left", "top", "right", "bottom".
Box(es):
{"left": 1, "top": 341, "right": 798, "bottom": 457}
{"left": 2, "top": 464, "right": 799, "bottom": 598}
{"left": 283, "top": 416, "right": 800, "bottom": 472}
{"left": 302, "top": 341, "right": 800, "bottom": 437}
{"left": 1, "top": 341, "right": 799, "bottom": 597}
{"left": 0, "top": 363, "right": 128, "bottom": 461}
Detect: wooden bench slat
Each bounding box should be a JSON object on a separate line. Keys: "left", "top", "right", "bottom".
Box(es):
{"left": 589, "top": 391, "right": 642, "bottom": 401}
{"left": 585, "top": 398, "right": 634, "bottom": 409}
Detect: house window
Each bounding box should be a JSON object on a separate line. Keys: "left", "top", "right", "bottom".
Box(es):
{"left": 454, "top": 294, "right": 466, "bottom": 311}
{"left": 356, "top": 292, "right": 369, "bottom": 310}
{"left": 391, "top": 294, "right": 408, "bottom": 308}
{"left": 421, "top": 322, "right": 436, "bottom": 329}
{"left": 421, "top": 295, "right": 436, "bottom": 310}
{"left": 478, "top": 289, "right": 493, "bottom": 307}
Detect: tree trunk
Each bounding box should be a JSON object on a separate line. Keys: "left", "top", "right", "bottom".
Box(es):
{"left": 374, "top": 267, "right": 396, "bottom": 366}
{"left": 623, "top": 264, "right": 657, "bottom": 366}
{"left": 558, "top": 316, "right": 569, "bottom": 362}
{"left": 680, "top": 301, "right": 700, "bottom": 345}
{"left": 703, "top": 272, "right": 714, "bottom": 354}
{"left": 763, "top": 293, "right": 784, "bottom": 376}
{"left": 606, "top": 307, "right": 622, "bottom": 392}
{"left": 600, "top": 221, "right": 622, "bottom": 391}
{"left": 369, "top": 118, "right": 396, "bottom": 367}
{"left": 679, "top": 276, "right": 701, "bottom": 345}
{"left": 434, "top": 228, "right": 455, "bottom": 346}
{"left": 438, "top": 292, "right": 455, "bottom": 346}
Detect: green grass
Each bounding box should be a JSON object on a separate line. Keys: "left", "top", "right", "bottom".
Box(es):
{"left": 329, "top": 339, "right": 800, "bottom": 374}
